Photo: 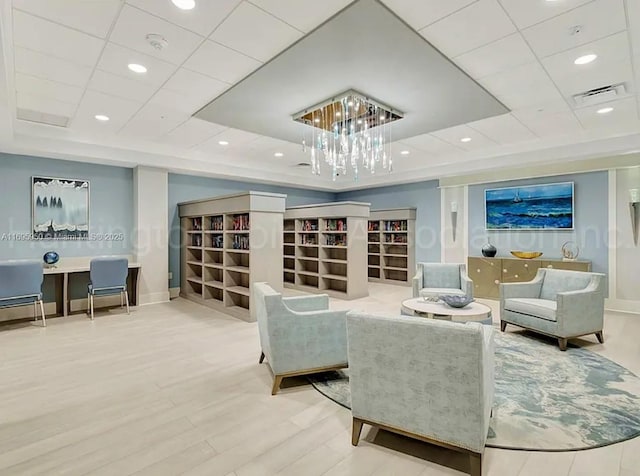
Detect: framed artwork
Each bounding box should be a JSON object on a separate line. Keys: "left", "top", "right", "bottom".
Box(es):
{"left": 485, "top": 181, "right": 574, "bottom": 230}
{"left": 32, "top": 176, "right": 90, "bottom": 239}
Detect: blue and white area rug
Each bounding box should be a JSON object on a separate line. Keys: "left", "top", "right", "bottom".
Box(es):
{"left": 308, "top": 331, "right": 640, "bottom": 451}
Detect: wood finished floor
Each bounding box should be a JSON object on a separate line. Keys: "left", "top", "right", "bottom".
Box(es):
{"left": 1, "top": 282, "right": 639, "bottom": 476}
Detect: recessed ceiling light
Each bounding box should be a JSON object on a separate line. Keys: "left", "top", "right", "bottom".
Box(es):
{"left": 274, "top": 152, "right": 284, "bottom": 157}
{"left": 94, "top": 114, "right": 109, "bottom": 121}
{"left": 172, "top": 0, "right": 195, "bottom": 10}
{"left": 461, "top": 137, "right": 472, "bottom": 143}
{"left": 574, "top": 54, "right": 597, "bottom": 65}
{"left": 128, "top": 63, "right": 147, "bottom": 73}
{"left": 314, "top": 117, "right": 320, "bottom": 123}
{"left": 357, "top": 119, "right": 363, "bottom": 124}
{"left": 597, "top": 107, "right": 614, "bottom": 114}
{"left": 218, "top": 140, "right": 229, "bottom": 146}
{"left": 380, "top": 115, "right": 386, "bottom": 121}
{"left": 335, "top": 112, "right": 341, "bottom": 117}
{"left": 400, "top": 150, "right": 410, "bottom": 155}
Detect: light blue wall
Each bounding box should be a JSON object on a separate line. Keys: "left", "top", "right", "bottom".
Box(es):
{"left": 468, "top": 171, "right": 608, "bottom": 274}
{"left": 337, "top": 180, "right": 442, "bottom": 263}
{"left": 0, "top": 152, "right": 134, "bottom": 260}
{"left": 168, "top": 173, "right": 336, "bottom": 288}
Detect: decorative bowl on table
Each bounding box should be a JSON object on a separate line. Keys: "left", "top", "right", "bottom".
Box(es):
{"left": 43, "top": 251, "right": 59, "bottom": 267}
{"left": 440, "top": 295, "right": 474, "bottom": 308}
{"left": 510, "top": 251, "right": 543, "bottom": 259}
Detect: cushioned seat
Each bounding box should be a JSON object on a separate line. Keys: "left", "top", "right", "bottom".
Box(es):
{"left": 419, "top": 287, "right": 466, "bottom": 298}
{"left": 500, "top": 268, "right": 606, "bottom": 350}
{"left": 413, "top": 263, "right": 473, "bottom": 299}
{"left": 0, "top": 260, "right": 46, "bottom": 326}
{"left": 504, "top": 298, "right": 557, "bottom": 321}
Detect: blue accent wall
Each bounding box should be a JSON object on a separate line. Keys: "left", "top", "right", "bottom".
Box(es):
{"left": 337, "top": 180, "right": 442, "bottom": 263}
{"left": 0, "top": 152, "right": 134, "bottom": 260}
{"left": 468, "top": 171, "right": 608, "bottom": 274}
{"left": 168, "top": 173, "right": 336, "bottom": 288}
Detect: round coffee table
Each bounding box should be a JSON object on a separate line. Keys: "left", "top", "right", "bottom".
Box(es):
{"left": 401, "top": 298, "right": 493, "bottom": 325}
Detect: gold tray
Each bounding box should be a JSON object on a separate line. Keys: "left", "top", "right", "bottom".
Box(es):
{"left": 510, "top": 251, "right": 543, "bottom": 259}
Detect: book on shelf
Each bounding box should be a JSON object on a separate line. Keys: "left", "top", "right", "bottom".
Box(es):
{"left": 191, "top": 217, "right": 202, "bottom": 231}
{"left": 300, "top": 234, "right": 317, "bottom": 245}
{"left": 385, "top": 234, "right": 407, "bottom": 244}
{"left": 232, "top": 214, "right": 250, "bottom": 231}
{"left": 325, "top": 218, "right": 346, "bottom": 231}
{"left": 231, "top": 234, "right": 250, "bottom": 250}
{"left": 302, "top": 219, "right": 318, "bottom": 231}
{"left": 384, "top": 220, "right": 407, "bottom": 231}
{"left": 210, "top": 216, "right": 224, "bottom": 231}
{"left": 325, "top": 234, "right": 347, "bottom": 246}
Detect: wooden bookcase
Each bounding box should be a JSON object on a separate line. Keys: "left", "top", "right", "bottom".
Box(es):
{"left": 367, "top": 208, "right": 416, "bottom": 286}
{"left": 283, "top": 202, "right": 370, "bottom": 300}
{"left": 179, "top": 191, "right": 286, "bottom": 322}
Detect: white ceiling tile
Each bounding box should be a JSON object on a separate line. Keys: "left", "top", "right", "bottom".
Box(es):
{"left": 628, "top": 0, "right": 640, "bottom": 59}
{"left": 147, "top": 88, "right": 206, "bottom": 116}
{"left": 250, "top": 0, "right": 353, "bottom": 33}
{"left": 431, "top": 124, "right": 498, "bottom": 150}
{"left": 479, "top": 62, "right": 564, "bottom": 109}
{"left": 16, "top": 91, "right": 77, "bottom": 118}
{"left": 398, "top": 133, "right": 464, "bottom": 155}
{"left": 12, "top": 0, "right": 122, "bottom": 38}
{"left": 14, "top": 47, "right": 94, "bottom": 88}
{"left": 511, "top": 108, "right": 584, "bottom": 137}
{"left": 183, "top": 40, "right": 262, "bottom": 83}
{"left": 498, "top": 0, "right": 593, "bottom": 30}
{"left": 199, "top": 127, "right": 260, "bottom": 151}
{"left": 164, "top": 68, "right": 230, "bottom": 103}
{"left": 12, "top": 10, "right": 104, "bottom": 67}
{"left": 15, "top": 73, "right": 84, "bottom": 105}
{"left": 127, "top": 0, "right": 241, "bottom": 36}
{"left": 542, "top": 32, "right": 632, "bottom": 98}
{"left": 574, "top": 97, "right": 639, "bottom": 129}
{"left": 522, "top": 0, "right": 627, "bottom": 58}
{"left": 468, "top": 113, "right": 537, "bottom": 143}
{"left": 453, "top": 33, "right": 536, "bottom": 79}
{"left": 419, "top": 0, "right": 516, "bottom": 57}
{"left": 381, "top": 0, "right": 477, "bottom": 31}
{"left": 96, "top": 43, "right": 178, "bottom": 87}
{"left": 109, "top": 5, "right": 204, "bottom": 65}
{"left": 160, "top": 118, "right": 227, "bottom": 148}
{"left": 210, "top": 2, "right": 302, "bottom": 62}
{"left": 88, "top": 69, "right": 157, "bottom": 103}
{"left": 120, "top": 102, "right": 190, "bottom": 140}
{"left": 72, "top": 90, "right": 143, "bottom": 133}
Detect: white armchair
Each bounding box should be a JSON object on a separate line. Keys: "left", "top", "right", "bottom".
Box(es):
{"left": 347, "top": 311, "right": 494, "bottom": 476}
{"left": 254, "top": 282, "right": 349, "bottom": 395}
{"left": 500, "top": 268, "right": 606, "bottom": 350}
{"left": 412, "top": 263, "right": 473, "bottom": 299}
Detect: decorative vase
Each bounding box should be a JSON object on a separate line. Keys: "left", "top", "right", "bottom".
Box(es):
{"left": 481, "top": 243, "right": 497, "bottom": 257}
{"left": 43, "top": 251, "right": 59, "bottom": 267}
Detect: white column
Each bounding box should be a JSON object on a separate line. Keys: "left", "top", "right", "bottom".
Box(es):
{"left": 441, "top": 185, "right": 468, "bottom": 263}
{"left": 133, "top": 166, "right": 169, "bottom": 305}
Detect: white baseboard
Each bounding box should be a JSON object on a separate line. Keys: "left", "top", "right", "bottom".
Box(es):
{"left": 70, "top": 295, "right": 124, "bottom": 313}
{"left": 605, "top": 299, "right": 640, "bottom": 315}
{"left": 138, "top": 291, "right": 170, "bottom": 306}
{"left": 0, "top": 302, "right": 57, "bottom": 322}
{"left": 170, "top": 287, "right": 180, "bottom": 299}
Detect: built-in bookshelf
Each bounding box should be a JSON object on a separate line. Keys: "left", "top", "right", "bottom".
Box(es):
{"left": 367, "top": 208, "right": 416, "bottom": 286}
{"left": 283, "top": 202, "right": 370, "bottom": 300}
{"left": 179, "top": 192, "right": 286, "bottom": 322}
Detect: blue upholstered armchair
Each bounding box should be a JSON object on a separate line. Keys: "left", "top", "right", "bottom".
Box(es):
{"left": 500, "top": 268, "right": 606, "bottom": 350}
{"left": 88, "top": 257, "right": 129, "bottom": 319}
{"left": 347, "top": 311, "right": 494, "bottom": 476}
{"left": 0, "top": 260, "right": 46, "bottom": 326}
{"left": 254, "top": 282, "right": 348, "bottom": 395}
{"left": 412, "top": 263, "right": 473, "bottom": 299}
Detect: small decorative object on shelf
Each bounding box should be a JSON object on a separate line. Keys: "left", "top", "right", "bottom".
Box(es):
{"left": 385, "top": 233, "right": 407, "bottom": 244}
{"left": 43, "top": 251, "right": 60, "bottom": 268}
{"left": 325, "top": 234, "right": 346, "bottom": 246}
{"left": 300, "top": 234, "right": 317, "bottom": 245}
{"left": 302, "top": 219, "right": 317, "bottom": 231}
{"left": 510, "top": 251, "right": 543, "bottom": 259}
{"left": 368, "top": 221, "right": 379, "bottom": 231}
{"left": 191, "top": 217, "right": 202, "bottom": 231}
{"left": 325, "top": 218, "right": 347, "bottom": 231}
{"left": 481, "top": 242, "right": 497, "bottom": 257}
{"left": 212, "top": 235, "right": 224, "bottom": 248}
{"left": 561, "top": 241, "right": 580, "bottom": 261}
{"left": 440, "top": 295, "right": 474, "bottom": 308}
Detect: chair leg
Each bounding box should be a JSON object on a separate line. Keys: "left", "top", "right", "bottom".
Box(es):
{"left": 595, "top": 331, "right": 604, "bottom": 344}
{"left": 39, "top": 300, "right": 46, "bottom": 327}
{"left": 469, "top": 452, "right": 482, "bottom": 476}
{"left": 87, "top": 293, "right": 91, "bottom": 315}
{"left": 351, "top": 418, "right": 364, "bottom": 446}
{"left": 259, "top": 351, "right": 265, "bottom": 364}
{"left": 33, "top": 301, "right": 38, "bottom": 322}
{"left": 500, "top": 321, "right": 507, "bottom": 332}
{"left": 558, "top": 338, "right": 568, "bottom": 351}
{"left": 120, "top": 291, "right": 124, "bottom": 308}
{"left": 124, "top": 290, "right": 130, "bottom": 315}
{"left": 271, "top": 375, "right": 284, "bottom": 395}
{"left": 90, "top": 294, "right": 95, "bottom": 320}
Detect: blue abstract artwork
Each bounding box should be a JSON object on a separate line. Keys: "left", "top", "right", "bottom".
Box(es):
{"left": 485, "top": 182, "right": 574, "bottom": 230}
{"left": 32, "top": 176, "right": 89, "bottom": 239}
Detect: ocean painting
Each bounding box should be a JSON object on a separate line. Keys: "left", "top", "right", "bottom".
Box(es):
{"left": 32, "top": 177, "right": 89, "bottom": 239}
{"left": 485, "top": 182, "right": 574, "bottom": 230}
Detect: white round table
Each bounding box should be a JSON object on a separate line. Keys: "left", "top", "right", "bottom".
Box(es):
{"left": 401, "top": 298, "right": 493, "bottom": 325}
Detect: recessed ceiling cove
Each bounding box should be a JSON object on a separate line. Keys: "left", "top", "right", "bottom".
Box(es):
{"left": 195, "top": 0, "right": 509, "bottom": 143}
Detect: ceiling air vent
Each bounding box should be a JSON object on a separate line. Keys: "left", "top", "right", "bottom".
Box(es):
{"left": 572, "top": 83, "right": 627, "bottom": 108}
{"left": 16, "top": 108, "right": 69, "bottom": 127}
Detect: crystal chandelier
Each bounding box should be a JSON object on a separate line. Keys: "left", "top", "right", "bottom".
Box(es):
{"left": 293, "top": 90, "right": 403, "bottom": 180}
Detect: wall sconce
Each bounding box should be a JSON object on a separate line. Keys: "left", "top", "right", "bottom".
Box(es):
{"left": 451, "top": 201, "right": 458, "bottom": 242}
{"left": 630, "top": 189, "right": 640, "bottom": 246}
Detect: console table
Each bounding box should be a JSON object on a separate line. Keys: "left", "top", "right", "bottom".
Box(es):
{"left": 468, "top": 256, "right": 591, "bottom": 299}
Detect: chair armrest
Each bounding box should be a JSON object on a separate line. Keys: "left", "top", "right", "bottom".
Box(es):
{"left": 480, "top": 325, "right": 495, "bottom": 425}
{"left": 499, "top": 280, "right": 542, "bottom": 300}
{"left": 412, "top": 270, "right": 422, "bottom": 298}
{"left": 282, "top": 294, "right": 329, "bottom": 312}
{"left": 556, "top": 286, "right": 604, "bottom": 336}
{"left": 461, "top": 273, "right": 474, "bottom": 298}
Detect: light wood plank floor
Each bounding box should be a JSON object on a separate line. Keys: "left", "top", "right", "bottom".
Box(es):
{"left": 1, "top": 283, "right": 639, "bottom": 476}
